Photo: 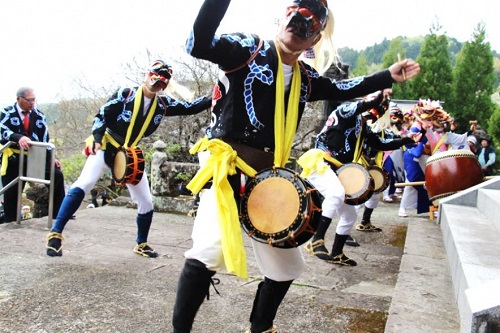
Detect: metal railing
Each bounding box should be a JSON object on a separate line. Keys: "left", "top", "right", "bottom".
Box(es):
{"left": 0, "top": 141, "right": 55, "bottom": 228}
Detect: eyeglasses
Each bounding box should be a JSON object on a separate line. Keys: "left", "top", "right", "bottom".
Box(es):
{"left": 21, "top": 96, "right": 36, "bottom": 103}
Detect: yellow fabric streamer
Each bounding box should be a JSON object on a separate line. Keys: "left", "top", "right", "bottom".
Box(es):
{"left": 124, "top": 87, "right": 157, "bottom": 148}
{"left": 187, "top": 138, "right": 257, "bottom": 279}
{"left": 297, "top": 149, "right": 330, "bottom": 178}
{"left": 273, "top": 52, "right": 301, "bottom": 167}
{"left": 0, "top": 147, "right": 17, "bottom": 176}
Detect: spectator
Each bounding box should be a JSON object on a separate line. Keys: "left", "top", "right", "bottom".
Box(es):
{"left": 476, "top": 137, "right": 496, "bottom": 176}
{"left": 0, "top": 87, "right": 66, "bottom": 223}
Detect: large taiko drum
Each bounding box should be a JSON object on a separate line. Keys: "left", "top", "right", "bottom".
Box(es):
{"left": 239, "top": 167, "right": 324, "bottom": 248}
{"left": 425, "top": 149, "right": 483, "bottom": 205}
{"left": 336, "top": 163, "right": 374, "bottom": 205}
{"left": 112, "top": 147, "right": 145, "bottom": 186}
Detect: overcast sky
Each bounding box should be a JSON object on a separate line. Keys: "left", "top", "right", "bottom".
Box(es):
{"left": 1, "top": 0, "right": 498, "bottom": 107}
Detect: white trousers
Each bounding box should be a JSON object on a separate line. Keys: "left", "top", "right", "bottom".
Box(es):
{"left": 185, "top": 185, "right": 305, "bottom": 282}
{"left": 306, "top": 166, "right": 362, "bottom": 235}
{"left": 71, "top": 150, "right": 153, "bottom": 214}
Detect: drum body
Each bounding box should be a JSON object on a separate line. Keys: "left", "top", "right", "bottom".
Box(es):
{"left": 239, "top": 167, "right": 324, "bottom": 248}
{"left": 425, "top": 149, "right": 483, "bottom": 205}
{"left": 112, "top": 147, "right": 145, "bottom": 186}
{"left": 336, "top": 163, "right": 374, "bottom": 205}
{"left": 367, "top": 165, "right": 390, "bottom": 194}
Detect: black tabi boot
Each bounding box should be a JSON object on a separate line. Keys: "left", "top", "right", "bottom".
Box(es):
{"left": 362, "top": 207, "right": 373, "bottom": 225}
{"left": 172, "top": 259, "right": 216, "bottom": 333}
{"left": 330, "top": 233, "right": 357, "bottom": 266}
{"left": 356, "top": 207, "right": 382, "bottom": 232}
{"left": 249, "top": 278, "right": 293, "bottom": 333}
{"left": 305, "top": 216, "right": 333, "bottom": 261}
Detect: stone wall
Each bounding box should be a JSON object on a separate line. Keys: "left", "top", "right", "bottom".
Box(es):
{"left": 149, "top": 140, "right": 198, "bottom": 213}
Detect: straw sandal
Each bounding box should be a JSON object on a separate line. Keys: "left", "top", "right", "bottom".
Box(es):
{"left": 305, "top": 239, "right": 334, "bottom": 261}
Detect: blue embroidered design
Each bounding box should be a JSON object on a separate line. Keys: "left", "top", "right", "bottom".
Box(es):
{"left": 334, "top": 76, "right": 364, "bottom": 90}
{"left": 153, "top": 114, "right": 162, "bottom": 125}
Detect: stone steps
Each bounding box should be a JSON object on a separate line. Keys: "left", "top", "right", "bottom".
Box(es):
{"left": 386, "top": 176, "right": 500, "bottom": 333}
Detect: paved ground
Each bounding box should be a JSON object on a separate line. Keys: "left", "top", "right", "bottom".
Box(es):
{"left": 0, "top": 195, "right": 438, "bottom": 333}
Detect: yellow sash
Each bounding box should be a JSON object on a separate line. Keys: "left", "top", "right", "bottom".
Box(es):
{"left": 85, "top": 87, "right": 157, "bottom": 150}
{"left": 0, "top": 147, "right": 20, "bottom": 176}
{"left": 187, "top": 138, "right": 257, "bottom": 279}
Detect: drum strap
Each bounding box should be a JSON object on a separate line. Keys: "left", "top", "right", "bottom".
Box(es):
{"left": 352, "top": 124, "right": 365, "bottom": 164}
{"left": 224, "top": 39, "right": 264, "bottom": 74}
{"left": 124, "top": 87, "right": 157, "bottom": 148}
{"left": 374, "top": 151, "right": 384, "bottom": 168}
{"left": 274, "top": 50, "right": 301, "bottom": 168}
{"left": 431, "top": 133, "right": 448, "bottom": 155}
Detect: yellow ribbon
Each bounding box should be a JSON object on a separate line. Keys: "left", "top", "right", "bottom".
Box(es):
{"left": 124, "top": 87, "right": 157, "bottom": 148}
{"left": 297, "top": 149, "right": 330, "bottom": 178}
{"left": 0, "top": 147, "right": 18, "bottom": 176}
{"left": 273, "top": 52, "right": 301, "bottom": 167}
{"left": 187, "top": 138, "right": 257, "bottom": 279}
{"left": 432, "top": 132, "right": 448, "bottom": 155}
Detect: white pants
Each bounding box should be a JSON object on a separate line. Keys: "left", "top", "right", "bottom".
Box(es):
{"left": 306, "top": 166, "right": 362, "bottom": 235}
{"left": 305, "top": 167, "right": 345, "bottom": 219}
{"left": 185, "top": 186, "right": 305, "bottom": 281}
{"left": 71, "top": 150, "right": 153, "bottom": 214}
{"left": 364, "top": 192, "right": 380, "bottom": 209}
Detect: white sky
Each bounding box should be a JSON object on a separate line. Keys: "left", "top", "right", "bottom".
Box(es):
{"left": 1, "top": 0, "right": 498, "bottom": 107}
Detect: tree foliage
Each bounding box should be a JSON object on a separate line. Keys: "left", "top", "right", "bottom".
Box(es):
{"left": 410, "top": 24, "right": 454, "bottom": 103}
{"left": 382, "top": 38, "right": 413, "bottom": 99}
{"left": 451, "top": 23, "right": 495, "bottom": 132}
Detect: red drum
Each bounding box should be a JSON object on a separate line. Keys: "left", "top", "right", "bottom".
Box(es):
{"left": 239, "top": 167, "right": 324, "bottom": 248}
{"left": 336, "top": 163, "right": 374, "bottom": 205}
{"left": 112, "top": 147, "right": 145, "bottom": 186}
{"left": 425, "top": 149, "right": 483, "bottom": 205}
{"left": 367, "top": 165, "right": 390, "bottom": 194}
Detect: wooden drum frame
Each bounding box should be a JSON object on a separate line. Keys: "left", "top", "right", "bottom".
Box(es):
{"left": 239, "top": 167, "right": 324, "bottom": 248}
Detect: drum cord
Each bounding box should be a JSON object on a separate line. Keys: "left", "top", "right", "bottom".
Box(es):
{"left": 207, "top": 277, "right": 221, "bottom": 300}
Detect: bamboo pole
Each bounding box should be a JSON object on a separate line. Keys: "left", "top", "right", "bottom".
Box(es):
{"left": 395, "top": 176, "right": 498, "bottom": 188}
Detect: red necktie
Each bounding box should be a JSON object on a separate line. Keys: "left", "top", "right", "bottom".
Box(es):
{"left": 23, "top": 111, "right": 30, "bottom": 133}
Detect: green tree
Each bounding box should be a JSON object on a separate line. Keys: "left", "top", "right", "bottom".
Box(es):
{"left": 411, "top": 22, "right": 453, "bottom": 103}
{"left": 351, "top": 53, "right": 369, "bottom": 77}
{"left": 487, "top": 106, "right": 500, "bottom": 146}
{"left": 382, "top": 37, "right": 413, "bottom": 99}
{"left": 451, "top": 23, "right": 495, "bottom": 132}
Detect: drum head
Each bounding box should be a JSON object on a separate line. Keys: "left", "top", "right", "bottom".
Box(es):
{"left": 368, "top": 166, "right": 389, "bottom": 193}
{"left": 247, "top": 177, "right": 300, "bottom": 234}
{"left": 240, "top": 167, "right": 319, "bottom": 248}
{"left": 113, "top": 150, "right": 127, "bottom": 182}
{"left": 337, "top": 164, "right": 368, "bottom": 195}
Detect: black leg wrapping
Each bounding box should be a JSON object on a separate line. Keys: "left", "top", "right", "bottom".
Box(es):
{"left": 249, "top": 277, "right": 293, "bottom": 333}
{"left": 331, "top": 233, "right": 349, "bottom": 257}
{"left": 312, "top": 216, "right": 332, "bottom": 242}
{"left": 362, "top": 207, "right": 374, "bottom": 225}
{"left": 172, "top": 259, "right": 216, "bottom": 333}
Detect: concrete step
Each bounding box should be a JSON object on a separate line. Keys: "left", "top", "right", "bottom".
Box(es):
{"left": 385, "top": 218, "right": 460, "bottom": 333}
{"left": 440, "top": 201, "right": 500, "bottom": 332}
{"left": 476, "top": 188, "right": 500, "bottom": 231}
